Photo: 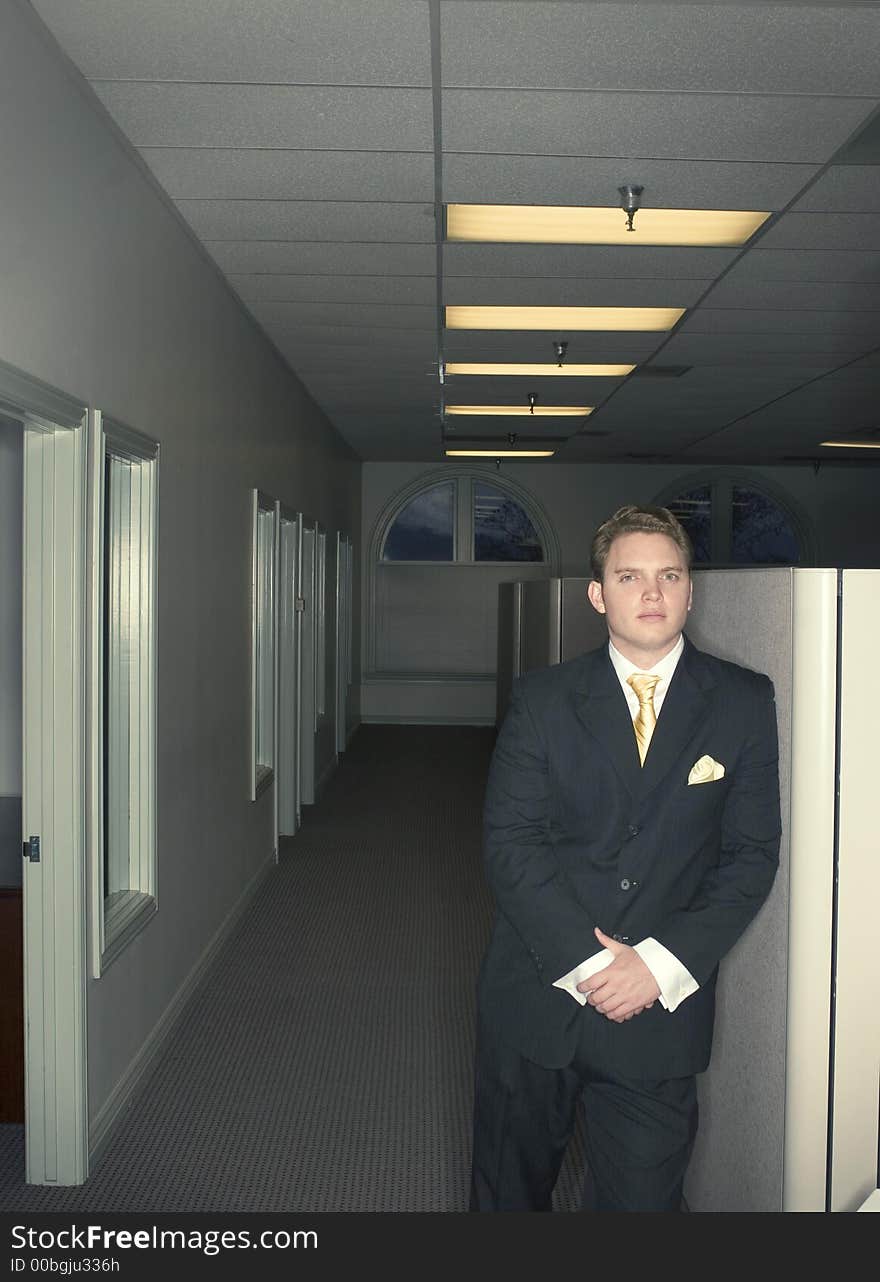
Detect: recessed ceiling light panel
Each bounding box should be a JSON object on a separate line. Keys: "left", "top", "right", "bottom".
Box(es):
{"left": 447, "top": 204, "right": 770, "bottom": 247}
{"left": 445, "top": 449, "right": 556, "bottom": 457}
{"left": 446, "top": 306, "right": 684, "bottom": 331}
{"left": 445, "top": 362, "right": 635, "bottom": 377}
{"left": 446, "top": 405, "right": 592, "bottom": 417}
{"left": 820, "top": 439, "right": 880, "bottom": 449}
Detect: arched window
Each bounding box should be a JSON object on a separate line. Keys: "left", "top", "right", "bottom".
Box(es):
{"left": 368, "top": 470, "right": 558, "bottom": 680}
{"left": 382, "top": 482, "right": 455, "bottom": 562}
{"left": 656, "top": 475, "right": 810, "bottom": 567}
{"left": 381, "top": 476, "right": 545, "bottom": 563}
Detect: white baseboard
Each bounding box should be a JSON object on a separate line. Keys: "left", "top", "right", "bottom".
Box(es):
{"left": 88, "top": 853, "right": 275, "bottom": 1164}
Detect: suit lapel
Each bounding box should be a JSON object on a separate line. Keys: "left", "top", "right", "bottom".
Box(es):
{"left": 572, "top": 637, "right": 718, "bottom": 802}
{"left": 573, "top": 648, "right": 642, "bottom": 798}
{"left": 637, "top": 637, "right": 716, "bottom": 799}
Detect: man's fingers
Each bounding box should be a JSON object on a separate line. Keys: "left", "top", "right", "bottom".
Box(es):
{"left": 579, "top": 966, "right": 611, "bottom": 992}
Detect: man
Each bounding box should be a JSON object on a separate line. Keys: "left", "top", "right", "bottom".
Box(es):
{"left": 470, "top": 504, "right": 781, "bottom": 1212}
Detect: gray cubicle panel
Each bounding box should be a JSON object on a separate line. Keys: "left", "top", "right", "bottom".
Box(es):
{"left": 495, "top": 578, "right": 607, "bottom": 726}
{"left": 683, "top": 567, "right": 794, "bottom": 1212}
{"left": 496, "top": 582, "right": 522, "bottom": 729}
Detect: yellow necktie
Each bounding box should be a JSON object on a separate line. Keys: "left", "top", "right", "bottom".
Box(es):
{"left": 627, "top": 673, "right": 661, "bottom": 766}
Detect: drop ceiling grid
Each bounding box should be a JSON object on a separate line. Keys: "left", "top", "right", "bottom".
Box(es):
{"left": 434, "top": 6, "right": 880, "bottom": 465}
{"left": 24, "top": 0, "right": 880, "bottom": 463}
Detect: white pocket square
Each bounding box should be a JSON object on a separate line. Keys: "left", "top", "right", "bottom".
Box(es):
{"left": 688, "top": 755, "right": 725, "bottom": 785}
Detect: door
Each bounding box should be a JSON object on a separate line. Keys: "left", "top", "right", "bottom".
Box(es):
{"left": 335, "top": 532, "right": 352, "bottom": 754}
{"left": 299, "top": 523, "right": 317, "bottom": 807}
{"left": 277, "top": 509, "right": 301, "bottom": 836}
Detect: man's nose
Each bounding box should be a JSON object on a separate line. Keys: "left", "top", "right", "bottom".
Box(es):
{"left": 642, "top": 580, "right": 662, "bottom": 599}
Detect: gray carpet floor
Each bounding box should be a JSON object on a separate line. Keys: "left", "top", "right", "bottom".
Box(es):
{"left": 0, "top": 725, "right": 586, "bottom": 1212}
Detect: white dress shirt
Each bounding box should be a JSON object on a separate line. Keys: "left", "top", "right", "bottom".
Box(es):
{"left": 552, "top": 636, "right": 699, "bottom": 1014}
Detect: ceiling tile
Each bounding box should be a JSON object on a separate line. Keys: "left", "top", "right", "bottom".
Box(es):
{"left": 440, "top": 2, "right": 880, "bottom": 96}
{"left": 706, "top": 279, "right": 880, "bottom": 311}
{"left": 758, "top": 212, "right": 880, "bottom": 250}
{"left": 443, "top": 243, "right": 737, "bottom": 279}
{"left": 791, "top": 164, "right": 880, "bottom": 212}
{"left": 31, "top": 0, "right": 431, "bottom": 84}
{"left": 442, "top": 90, "right": 875, "bottom": 163}
{"left": 230, "top": 274, "right": 436, "bottom": 305}
{"left": 178, "top": 200, "right": 437, "bottom": 242}
{"left": 680, "top": 308, "right": 880, "bottom": 335}
{"left": 442, "top": 276, "right": 708, "bottom": 307}
{"left": 726, "top": 248, "right": 880, "bottom": 284}
{"left": 442, "top": 332, "right": 663, "bottom": 361}
{"left": 92, "top": 83, "right": 434, "bottom": 149}
{"left": 660, "top": 332, "right": 876, "bottom": 359}
{"left": 143, "top": 149, "right": 435, "bottom": 202}
{"left": 256, "top": 301, "right": 437, "bottom": 330}
{"left": 208, "top": 242, "right": 437, "bottom": 275}
{"left": 442, "top": 153, "right": 819, "bottom": 209}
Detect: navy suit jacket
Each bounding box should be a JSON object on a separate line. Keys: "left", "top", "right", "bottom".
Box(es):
{"left": 477, "top": 635, "right": 781, "bottom": 1078}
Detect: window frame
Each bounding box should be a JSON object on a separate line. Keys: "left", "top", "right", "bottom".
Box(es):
{"left": 653, "top": 470, "right": 814, "bottom": 568}
{"left": 88, "top": 411, "right": 159, "bottom": 978}
{"left": 251, "top": 490, "right": 278, "bottom": 801}
{"left": 379, "top": 472, "right": 549, "bottom": 567}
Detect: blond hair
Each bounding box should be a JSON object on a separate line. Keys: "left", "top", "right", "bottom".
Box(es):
{"left": 590, "top": 504, "right": 692, "bottom": 582}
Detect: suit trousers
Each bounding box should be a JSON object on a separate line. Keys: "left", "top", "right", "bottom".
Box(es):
{"left": 469, "top": 1016, "right": 699, "bottom": 1212}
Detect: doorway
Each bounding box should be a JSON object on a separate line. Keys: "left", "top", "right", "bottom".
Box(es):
{"left": 0, "top": 414, "right": 23, "bottom": 1125}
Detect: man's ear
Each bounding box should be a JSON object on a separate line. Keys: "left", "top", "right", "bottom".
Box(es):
{"left": 587, "top": 579, "right": 606, "bottom": 615}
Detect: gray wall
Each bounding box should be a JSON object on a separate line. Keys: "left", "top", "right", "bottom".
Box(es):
{"left": 0, "top": 0, "right": 360, "bottom": 1122}
{"left": 361, "top": 458, "right": 880, "bottom": 721}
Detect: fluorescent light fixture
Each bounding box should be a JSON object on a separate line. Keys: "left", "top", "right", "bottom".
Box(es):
{"left": 446, "top": 404, "right": 592, "bottom": 417}
{"left": 820, "top": 439, "right": 880, "bottom": 449}
{"left": 447, "top": 204, "right": 770, "bottom": 247}
{"left": 445, "top": 362, "right": 635, "bottom": 377}
{"left": 446, "top": 306, "right": 684, "bottom": 331}
{"left": 445, "top": 449, "right": 556, "bottom": 458}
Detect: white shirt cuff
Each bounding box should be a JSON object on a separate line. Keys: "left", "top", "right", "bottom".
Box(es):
{"left": 552, "top": 949, "right": 614, "bottom": 1006}
{"left": 552, "top": 939, "right": 699, "bottom": 1013}
{"left": 633, "top": 937, "right": 699, "bottom": 1012}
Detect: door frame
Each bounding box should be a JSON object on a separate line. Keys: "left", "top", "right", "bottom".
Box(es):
{"left": 1, "top": 357, "right": 91, "bottom": 1185}
{"left": 277, "top": 505, "right": 302, "bottom": 838}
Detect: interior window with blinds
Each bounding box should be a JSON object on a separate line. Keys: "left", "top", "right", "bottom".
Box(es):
{"left": 99, "top": 424, "right": 158, "bottom": 968}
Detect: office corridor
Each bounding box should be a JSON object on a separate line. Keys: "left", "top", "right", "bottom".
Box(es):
{"left": 1, "top": 726, "right": 586, "bottom": 1213}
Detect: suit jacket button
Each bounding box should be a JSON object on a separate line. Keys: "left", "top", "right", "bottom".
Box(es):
{"left": 628, "top": 825, "right": 640, "bottom": 837}
{"left": 620, "top": 877, "right": 631, "bottom": 891}
{"left": 612, "top": 933, "right": 623, "bottom": 943}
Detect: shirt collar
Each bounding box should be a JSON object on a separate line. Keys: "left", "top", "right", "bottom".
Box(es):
{"left": 608, "top": 633, "right": 684, "bottom": 685}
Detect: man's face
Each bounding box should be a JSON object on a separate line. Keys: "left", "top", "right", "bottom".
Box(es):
{"left": 587, "top": 531, "right": 692, "bottom": 665}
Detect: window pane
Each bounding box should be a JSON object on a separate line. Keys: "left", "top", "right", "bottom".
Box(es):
{"left": 666, "top": 487, "right": 711, "bottom": 565}
{"left": 731, "top": 486, "right": 800, "bottom": 565}
{"left": 383, "top": 483, "right": 454, "bottom": 561}
{"left": 474, "top": 483, "right": 543, "bottom": 562}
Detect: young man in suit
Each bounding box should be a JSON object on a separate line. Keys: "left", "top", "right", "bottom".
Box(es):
{"left": 470, "top": 504, "right": 781, "bottom": 1212}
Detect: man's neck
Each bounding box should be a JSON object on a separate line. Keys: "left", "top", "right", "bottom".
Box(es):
{"left": 609, "top": 634, "right": 683, "bottom": 671}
